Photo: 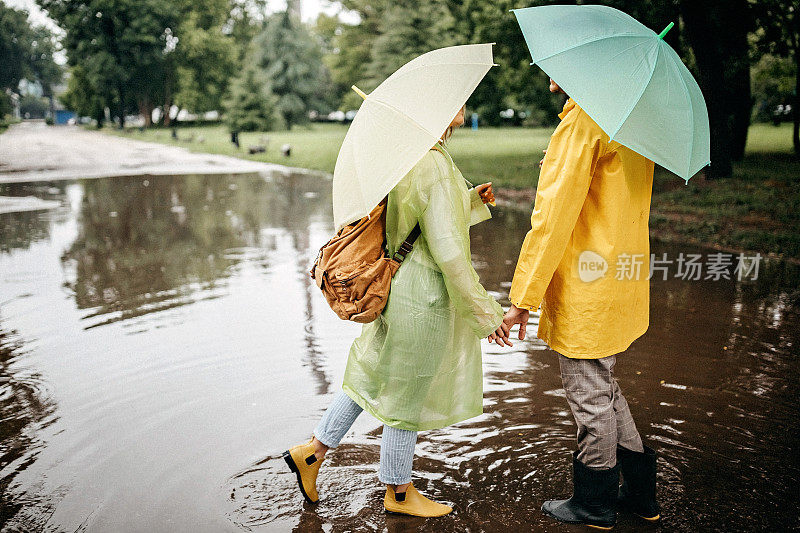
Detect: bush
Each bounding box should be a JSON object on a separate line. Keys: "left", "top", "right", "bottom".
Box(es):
{"left": 223, "top": 66, "right": 283, "bottom": 132}
{"left": 19, "top": 94, "right": 48, "bottom": 119}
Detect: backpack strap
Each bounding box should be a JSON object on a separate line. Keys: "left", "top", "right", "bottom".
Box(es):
{"left": 392, "top": 223, "right": 421, "bottom": 264}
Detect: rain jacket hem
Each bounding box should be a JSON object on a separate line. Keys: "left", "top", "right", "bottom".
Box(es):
{"left": 341, "top": 385, "right": 484, "bottom": 432}
{"left": 542, "top": 323, "right": 649, "bottom": 359}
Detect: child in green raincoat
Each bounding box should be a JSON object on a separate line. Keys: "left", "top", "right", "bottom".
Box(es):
{"left": 283, "top": 105, "right": 506, "bottom": 517}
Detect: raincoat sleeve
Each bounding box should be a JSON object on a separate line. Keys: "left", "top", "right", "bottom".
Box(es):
{"left": 509, "top": 109, "right": 605, "bottom": 311}
{"left": 467, "top": 187, "right": 492, "bottom": 226}
{"left": 417, "top": 160, "right": 504, "bottom": 338}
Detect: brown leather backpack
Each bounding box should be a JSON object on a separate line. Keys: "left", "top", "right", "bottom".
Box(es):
{"left": 310, "top": 199, "right": 420, "bottom": 323}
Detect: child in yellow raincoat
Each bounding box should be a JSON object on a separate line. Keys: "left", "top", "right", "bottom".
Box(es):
{"left": 283, "top": 105, "right": 505, "bottom": 517}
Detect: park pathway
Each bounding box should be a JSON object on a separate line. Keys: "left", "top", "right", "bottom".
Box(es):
{"left": 0, "top": 121, "right": 282, "bottom": 184}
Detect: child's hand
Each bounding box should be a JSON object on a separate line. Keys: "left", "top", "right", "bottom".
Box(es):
{"left": 475, "top": 182, "right": 495, "bottom": 206}
{"left": 539, "top": 149, "right": 547, "bottom": 168}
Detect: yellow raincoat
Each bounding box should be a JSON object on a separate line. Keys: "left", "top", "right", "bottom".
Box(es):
{"left": 343, "top": 145, "right": 504, "bottom": 431}
{"left": 509, "top": 98, "right": 655, "bottom": 359}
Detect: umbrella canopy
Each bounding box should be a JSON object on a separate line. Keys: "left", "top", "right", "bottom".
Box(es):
{"left": 332, "top": 43, "right": 495, "bottom": 232}
{"left": 512, "top": 5, "right": 710, "bottom": 181}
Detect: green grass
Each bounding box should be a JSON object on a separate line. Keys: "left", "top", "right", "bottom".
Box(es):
{"left": 0, "top": 116, "right": 20, "bottom": 133}
{"left": 651, "top": 152, "right": 800, "bottom": 259}
{"left": 103, "top": 123, "right": 347, "bottom": 174}
{"left": 102, "top": 121, "right": 800, "bottom": 260}
{"left": 103, "top": 122, "right": 552, "bottom": 185}
{"left": 744, "top": 122, "right": 795, "bottom": 153}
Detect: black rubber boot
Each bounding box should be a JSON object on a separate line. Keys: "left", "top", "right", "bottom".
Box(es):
{"left": 617, "top": 444, "right": 661, "bottom": 521}
{"left": 541, "top": 451, "right": 620, "bottom": 530}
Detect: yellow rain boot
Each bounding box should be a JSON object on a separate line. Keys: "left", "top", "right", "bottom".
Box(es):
{"left": 282, "top": 439, "right": 322, "bottom": 504}
{"left": 384, "top": 484, "right": 452, "bottom": 517}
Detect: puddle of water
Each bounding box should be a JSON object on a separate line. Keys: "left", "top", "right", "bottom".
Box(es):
{"left": 1, "top": 174, "right": 799, "bottom": 532}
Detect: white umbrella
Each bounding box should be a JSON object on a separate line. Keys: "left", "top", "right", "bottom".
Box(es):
{"left": 332, "top": 43, "right": 495, "bottom": 232}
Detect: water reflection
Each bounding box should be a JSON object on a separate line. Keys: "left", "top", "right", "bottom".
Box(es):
{"left": 0, "top": 173, "right": 798, "bottom": 532}
{"left": 0, "top": 324, "right": 58, "bottom": 529}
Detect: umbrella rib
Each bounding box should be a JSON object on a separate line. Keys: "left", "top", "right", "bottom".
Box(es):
{"left": 608, "top": 44, "right": 660, "bottom": 141}
{"left": 367, "top": 98, "right": 440, "bottom": 140}
{"left": 532, "top": 33, "right": 646, "bottom": 63}
{"left": 379, "top": 62, "right": 495, "bottom": 89}
{"left": 672, "top": 56, "right": 698, "bottom": 178}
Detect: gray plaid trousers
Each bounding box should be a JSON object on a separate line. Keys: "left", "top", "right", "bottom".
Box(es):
{"left": 558, "top": 354, "right": 644, "bottom": 468}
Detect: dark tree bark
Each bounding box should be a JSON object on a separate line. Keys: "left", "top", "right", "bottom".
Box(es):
{"left": 730, "top": 52, "right": 752, "bottom": 161}
{"left": 795, "top": 48, "right": 800, "bottom": 154}
{"left": 117, "top": 83, "right": 126, "bottom": 129}
{"left": 680, "top": 0, "right": 752, "bottom": 178}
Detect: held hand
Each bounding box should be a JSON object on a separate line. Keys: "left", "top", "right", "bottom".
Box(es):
{"left": 487, "top": 305, "right": 530, "bottom": 347}
{"left": 487, "top": 321, "right": 511, "bottom": 347}
{"left": 539, "top": 149, "right": 547, "bottom": 169}
{"left": 475, "top": 182, "right": 495, "bottom": 206}
{"left": 504, "top": 304, "right": 529, "bottom": 341}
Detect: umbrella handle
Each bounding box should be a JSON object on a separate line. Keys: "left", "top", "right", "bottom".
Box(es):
{"left": 658, "top": 22, "right": 674, "bottom": 40}
{"left": 351, "top": 85, "right": 368, "bottom": 100}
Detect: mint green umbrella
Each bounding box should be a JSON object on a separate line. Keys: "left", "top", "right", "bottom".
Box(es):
{"left": 513, "top": 4, "right": 710, "bottom": 181}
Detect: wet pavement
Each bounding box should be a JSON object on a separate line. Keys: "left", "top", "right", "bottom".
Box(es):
{"left": 0, "top": 122, "right": 279, "bottom": 184}
{"left": 0, "top": 172, "right": 798, "bottom": 532}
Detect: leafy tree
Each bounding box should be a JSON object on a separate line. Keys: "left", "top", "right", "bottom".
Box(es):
{"left": 39, "top": 0, "right": 236, "bottom": 128}
{"left": 27, "top": 26, "right": 62, "bottom": 99}
{"left": 171, "top": 1, "right": 237, "bottom": 117}
{"left": 458, "top": 0, "right": 563, "bottom": 126}
{"left": 227, "top": 0, "right": 269, "bottom": 63}
{"left": 0, "top": 6, "right": 33, "bottom": 94}
{"left": 750, "top": 0, "right": 800, "bottom": 154}
{"left": 61, "top": 64, "right": 106, "bottom": 126}
{"left": 250, "top": 10, "right": 331, "bottom": 128}
{"left": 0, "top": 5, "right": 61, "bottom": 115}
{"left": 316, "top": 0, "right": 386, "bottom": 110}
{"left": 19, "top": 94, "right": 49, "bottom": 118}
{"left": 365, "top": 0, "right": 457, "bottom": 86}
{"left": 39, "top": 0, "right": 177, "bottom": 128}
{"left": 751, "top": 53, "right": 796, "bottom": 122}
{"left": 312, "top": 12, "right": 352, "bottom": 110}
{"left": 223, "top": 65, "right": 281, "bottom": 132}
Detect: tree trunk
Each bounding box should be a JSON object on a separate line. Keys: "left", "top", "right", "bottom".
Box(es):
{"left": 163, "top": 100, "right": 173, "bottom": 127}
{"left": 138, "top": 99, "right": 153, "bottom": 127}
{"left": 117, "top": 83, "right": 126, "bottom": 129}
{"left": 730, "top": 53, "right": 751, "bottom": 160}
{"left": 680, "top": 0, "right": 750, "bottom": 178}
{"left": 794, "top": 48, "right": 800, "bottom": 155}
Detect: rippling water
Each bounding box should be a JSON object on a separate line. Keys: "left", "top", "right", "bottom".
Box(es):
{"left": 0, "top": 173, "right": 798, "bottom": 532}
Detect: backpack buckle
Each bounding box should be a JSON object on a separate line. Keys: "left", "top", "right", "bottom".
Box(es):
{"left": 393, "top": 241, "right": 414, "bottom": 263}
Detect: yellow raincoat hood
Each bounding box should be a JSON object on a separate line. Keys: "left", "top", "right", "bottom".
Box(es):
{"left": 509, "top": 98, "right": 655, "bottom": 359}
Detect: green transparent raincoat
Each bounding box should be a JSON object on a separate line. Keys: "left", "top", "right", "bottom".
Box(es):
{"left": 342, "top": 144, "right": 504, "bottom": 431}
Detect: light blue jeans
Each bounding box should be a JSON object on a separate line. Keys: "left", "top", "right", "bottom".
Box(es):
{"left": 314, "top": 391, "right": 417, "bottom": 484}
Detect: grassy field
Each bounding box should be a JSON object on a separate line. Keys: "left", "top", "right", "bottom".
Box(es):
{"left": 103, "top": 122, "right": 553, "bottom": 187}
{"left": 104, "top": 121, "right": 800, "bottom": 260}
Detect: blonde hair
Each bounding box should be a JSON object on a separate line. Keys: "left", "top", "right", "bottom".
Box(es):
{"left": 442, "top": 105, "right": 466, "bottom": 144}
{"left": 442, "top": 125, "right": 455, "bottom": 143}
